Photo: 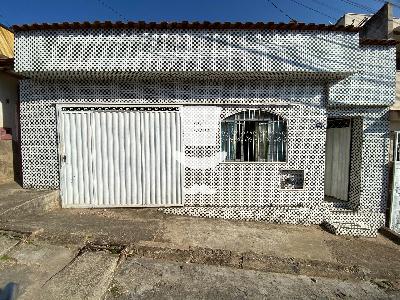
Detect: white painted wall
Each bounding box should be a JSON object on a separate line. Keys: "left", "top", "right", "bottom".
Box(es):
{"left": 0, "top": 72, "right": 18, "bottom": 139}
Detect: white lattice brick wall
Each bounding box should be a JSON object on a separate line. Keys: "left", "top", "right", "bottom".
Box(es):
{"left": 14, "top": 28, "right": 396, "bottom": 107}
{"left": 15, "top": 26, "right": 396, "bottom": 236}
{"left": 329, "top": 45, "right": 396, "bottom": 106}
{"left": 18, "top": 79, "right": 390, "bottom": 233}
{"left": 14, "top": 29, "right": 359, "bottom": 74}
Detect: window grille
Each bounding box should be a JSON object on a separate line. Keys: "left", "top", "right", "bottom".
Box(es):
{"left": 221, "top": 109, "right": 287, "bottom": 162}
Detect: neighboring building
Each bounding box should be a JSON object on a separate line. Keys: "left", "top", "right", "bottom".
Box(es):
{"left": 12, "top": 19, "right": 396, "bottom": 237}
{"left": 0, "top": 24, "right": 19, "bottom": 184}
{"left": 0, "top": 23, "right": 13, "bottom": 58}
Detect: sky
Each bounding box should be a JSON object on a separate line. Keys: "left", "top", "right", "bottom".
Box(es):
{"left": 1, "top": 0, "right": 400, "bottom": 27}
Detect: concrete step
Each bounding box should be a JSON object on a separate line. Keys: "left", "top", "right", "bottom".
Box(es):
{"left": 323, "top": 210, "right": 385, "bottom": 237}
{"left": 323, "top": 221, "right": 378, "bottom": 238}
{"left": 0, "top": 189, "right": 60, "bottom": 219}
{"left": 38, "top": 251, "right": 118, "bottom": 300}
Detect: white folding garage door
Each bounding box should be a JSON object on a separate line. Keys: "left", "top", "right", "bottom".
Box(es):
{"left": 58, "top": 107, "right": 183, "bottom": 207}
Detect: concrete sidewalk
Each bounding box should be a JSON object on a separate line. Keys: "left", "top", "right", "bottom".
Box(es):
{"left": 0, "top": 207, "right": 399, "bottom": 282}
{"left": 0, "top": 182, "right": 59, "bottom": 218}
{"left": 0, "top": 183, "right": 399, "bottom": 283}
{"left": 0, "top": 236, "right": 399, "bottom": 299}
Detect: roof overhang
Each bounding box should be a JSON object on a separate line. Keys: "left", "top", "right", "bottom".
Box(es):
{"left": 360, "top": 39, "right": 398, "bottom": 46}
{"left": 17, "top": 70, "right": 354, "bottom": 83}
{"left": 12, "top": 21, "right": 360, "bottom": 33}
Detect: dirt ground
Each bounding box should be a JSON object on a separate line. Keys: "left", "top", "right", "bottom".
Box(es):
{"left": 0, "top": 207, "right": 399, "bottom": 282}
{"left": 1, "top": 183, "right": 400, "bottom": 298}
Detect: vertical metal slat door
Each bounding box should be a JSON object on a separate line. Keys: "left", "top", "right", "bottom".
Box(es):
{"left": 60, "top": 111, "right": 94, "bottom": 207}
{"left": 60, "top": 108, "right": 183, "bottom": 207}
{"left": 140, "top": 111, "right": 182, "bottom": 206}
{"left": 91, "top": 111, "right": 145, "bottom": 206}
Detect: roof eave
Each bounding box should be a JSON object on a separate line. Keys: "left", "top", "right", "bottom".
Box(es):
{"left": 11, "top": 21, "right": 360, "bottom": 33}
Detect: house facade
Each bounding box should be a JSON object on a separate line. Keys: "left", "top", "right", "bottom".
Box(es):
{"left": 0, "top": 24, "right": 19, "bottom": 184}
{"left": 13, "top": 21, "right": 396, "bottom": 236}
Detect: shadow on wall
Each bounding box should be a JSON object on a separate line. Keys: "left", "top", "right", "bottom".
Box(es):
{"left": 0, "top": 138, "right": 22, "bottom": 186}
{"left": 0, "top": 95, "right": 22, "bottom": 186}
{"left": 12, "top": 139, "right": 22, "bottom": 186}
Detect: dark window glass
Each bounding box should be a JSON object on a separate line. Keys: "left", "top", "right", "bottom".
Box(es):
{"left": 221, "top": 109, "right": 287, "bottom": 162}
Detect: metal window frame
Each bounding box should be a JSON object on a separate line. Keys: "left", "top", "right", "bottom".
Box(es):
{"left": 220, "top": 109, "right": 288, "bottom": 164}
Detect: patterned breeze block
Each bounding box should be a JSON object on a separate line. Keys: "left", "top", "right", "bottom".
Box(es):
{"left": 14, "top": 26, "right": 396, "bottom": 237}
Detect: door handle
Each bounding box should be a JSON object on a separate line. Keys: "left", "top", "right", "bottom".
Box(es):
{"left": 62, "top": 155, "right": 66, "bottom": 162}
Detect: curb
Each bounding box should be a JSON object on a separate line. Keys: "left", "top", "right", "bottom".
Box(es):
{"left": 125, "top": 242, "right": 368, "bottom": 281}
{"left": 0, "top": 229, "right": 396, "bottom": 282}
{"left": 0, "top": 190, "right": 60, "bottom": 217}
{"left": 379, "top": 227, "right": 400, "bottom": 245}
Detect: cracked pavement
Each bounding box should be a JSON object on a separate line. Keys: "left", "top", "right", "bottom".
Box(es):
{"left": 1, "top": 183, "right": 400, "bottom": 299}
{"left": 0, "top": 234, "right": 399, "bottom": 299}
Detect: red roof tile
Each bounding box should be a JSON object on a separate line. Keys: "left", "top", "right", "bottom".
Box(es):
{"left": 12, "top": 21, "right": 359, "bottom": 33}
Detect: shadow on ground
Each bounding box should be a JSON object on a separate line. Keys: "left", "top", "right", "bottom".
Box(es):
{"left": 0, "top": 182, "right": 399, "bottom": 283}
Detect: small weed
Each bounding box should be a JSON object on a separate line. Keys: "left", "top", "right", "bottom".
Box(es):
{"left": 0, "top": 255, "right": 11, "bottom": 261}
{"left": 109, "top": 247, "right": 122, "bottom": 254}
{"left": 109, "top": 285, "right": 122, "bottom": 297}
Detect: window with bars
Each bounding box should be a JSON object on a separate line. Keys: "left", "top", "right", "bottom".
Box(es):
{"left": 221, "top": 109, "right": 287, "bottom": 162}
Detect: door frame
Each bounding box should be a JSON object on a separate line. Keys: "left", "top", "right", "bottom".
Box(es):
{"left": 324, "top": 117, "right": 352, "bottom": 202}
